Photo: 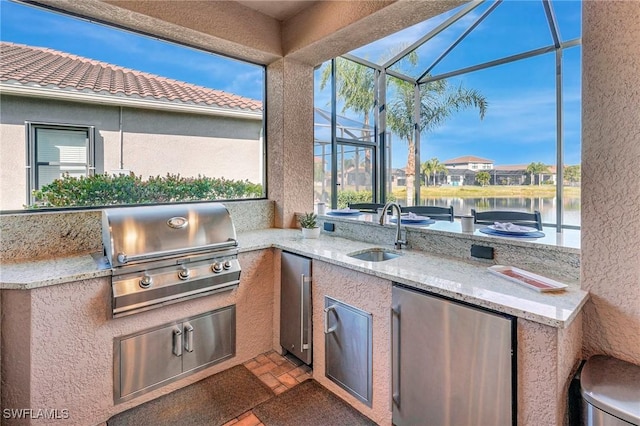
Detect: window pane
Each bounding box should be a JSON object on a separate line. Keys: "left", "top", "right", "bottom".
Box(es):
{"left": 552, "top": 0, "right": 582, "bottom": 42}
{"left": 422, "top": 54, "right": 560, "bottom": 224}
{"left": 388, "top": 1, "right": 496, "bottom": 79}
{"left": 430, "top": 1, "right": 553, "bottom": 77}
{"left": 563, "top": 46, "right": 581, "bottom": 227}
{"left": 314, "top": 62, "right": 332, "bottom": 208}
{"left": 1, "top": 1, "right": 265, "bottom": 210}
{"left": 337, "top": 144, "right": 374, "bottom": 208}
{"left": 36, "top": 128, "right": 87, "bottom": 164}
{"left": 37, "top": 165, "right": 86, "bottom": 188}
{"left": 386, "top": 76, "right": 411, "bottom": 207}
{"left": 334, "top": 57, "right": 375, "bottom": 139}
{"left": 348, "top": 3, "right": 469, "bottom": 66}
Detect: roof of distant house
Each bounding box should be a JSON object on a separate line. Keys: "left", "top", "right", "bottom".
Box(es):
{"left": 0, "top": 42, "right": 262, "bottom": 113}
{"left": 443, "top": 155, "right": 493, "bottom": 164}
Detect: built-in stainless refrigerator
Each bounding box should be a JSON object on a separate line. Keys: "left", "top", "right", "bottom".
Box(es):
{"left": 280, "top": 252, "right": 312, "bottom": 365}
{"left": 392, "top": 284, "right": 516, "bottom": 426}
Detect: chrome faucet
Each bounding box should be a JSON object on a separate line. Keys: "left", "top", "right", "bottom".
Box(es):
{"left": 379, "top": 202, "right": 407, "bottom": 249}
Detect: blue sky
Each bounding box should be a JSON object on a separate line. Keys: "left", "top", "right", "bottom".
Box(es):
{"left": 317, "top": 0, "right": 582, "bottom": 168}
{"left": 1, "top": 0, "right": 581, "bottom": 168}
{"left": 0, "top": 0, "right": 265, "bottom": 100}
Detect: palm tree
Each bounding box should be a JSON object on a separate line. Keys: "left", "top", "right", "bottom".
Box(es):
{"left": 319, "top": 58, "right": 374, "bottom": 140}
{"left": 421, "top": 157, "right": 448, "bottom": 186}
{"left": 387, "top": 78, "right": 486, "bottom": 205}
{"left": 476, "top": 171, "right": 491, "bottom": 187}
{"left": 321, "top": 54, "right": 487, "bottom": 206}
{"left": 526, "top": 162, "right": 549, "bottom": 186}
{"left": 564, "top": 165, "right": 581, "bottom": 186}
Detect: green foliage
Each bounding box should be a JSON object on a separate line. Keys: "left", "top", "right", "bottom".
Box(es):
{"left": 336, "top": 190, "right": 395, "bottom": 209}
{"left": 298, "top": 212, "right": 318, "bottom": 229}
{"left": 525, "top": 162, "right": 550, "bottom": 186}
{"left": 475, "top": 171, "right": 491, "bottom": 187}
{"left": 564, "top": 165, "right": 581, "bottom": 184}
{"left": 30, "top": 172, "right": 263, "bottom": 208}
{"left": 421, "top": 157, "right": 448, "bottom": 185}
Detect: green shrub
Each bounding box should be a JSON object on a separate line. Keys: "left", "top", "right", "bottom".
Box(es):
{"left": 30, "top": 172, "right": 263, "bottom": 208}
{"left": 336, "top": 190, "right": 395, "bottom": 209}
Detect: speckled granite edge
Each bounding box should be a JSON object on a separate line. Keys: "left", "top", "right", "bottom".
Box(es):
{"left": 0, "top": 228, "right": 588, "bottom": 328}
{"left": 0, "top": 200, "right": 274, "bottom": 262}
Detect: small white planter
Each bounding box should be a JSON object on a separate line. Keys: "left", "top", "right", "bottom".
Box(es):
{"left": 301, "top": 227, "right": 321, "bottom": 239}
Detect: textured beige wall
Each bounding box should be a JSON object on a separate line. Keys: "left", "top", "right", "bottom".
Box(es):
{"left": 0, "top": 249, "right": 274, "bottom": 425}
{"left": 35, "top": 0, "right": 283, "bottom": 64}
{"left": 517, "top": 316, "right": 582, "bottom": 426}
{"left": 311, "top": 260, "right": 392, "bottom": 426}
{"left": 266, "top": 58, "right": 314, "bottom": 228}
{"left": 582, "top": 1, "right": 640, "bottom": 365}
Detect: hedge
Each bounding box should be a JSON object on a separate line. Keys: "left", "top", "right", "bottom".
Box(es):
{"left": 336, "top": 190, "right": 396, "bottom": 209}
{"left": 30, "top": 172, "right": 263, "bottom": 208}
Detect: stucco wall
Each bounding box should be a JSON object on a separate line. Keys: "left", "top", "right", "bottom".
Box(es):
{"left": 0, "top": 95, "right": 262, "bottom": 211}
{"left": 311, "top": 260, "right": 392, "bottom": 426}
{"left": 0, "top": 249, "right": 274, "bottom": 425}
{"left": 581, "top": 1, "right": 640, "bottom": 365}
{"left": 266, "top": 58, "right": 314, "bottom": 228}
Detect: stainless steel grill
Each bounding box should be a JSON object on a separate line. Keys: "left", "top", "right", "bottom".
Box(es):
{"left": 102, "top": 203, "right": 240, "bottom": 318}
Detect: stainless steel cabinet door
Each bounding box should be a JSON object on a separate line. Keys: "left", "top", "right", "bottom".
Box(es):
{"left": 280, "top": 252, "right": 312, "bottom": 364}
{"left": 119, "top": 324, "right": 183, "bottom": 398}
{"left": 392, "top": 285, "right": 514, "bottom": 426}
{"left": 182, "top": 306, "right": 236, "bottom": 372}
{"left": 325, "top": 297, "right": 373, "bottom": 406}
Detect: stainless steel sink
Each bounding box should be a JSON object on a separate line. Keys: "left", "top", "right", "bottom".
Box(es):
{"left": 347, "top": 248, "right": 401, "bottom": 262}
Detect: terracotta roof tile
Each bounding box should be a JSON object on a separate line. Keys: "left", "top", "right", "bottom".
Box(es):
{"left": 443, "top": 155, "right": 494, "bottom": 164}
{"left": 0, "top": 42, "right": 262, "bottom": 112}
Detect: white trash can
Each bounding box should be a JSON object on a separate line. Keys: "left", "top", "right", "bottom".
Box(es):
{"left": 580, "top": 355, "right": 640, "bottom": 426}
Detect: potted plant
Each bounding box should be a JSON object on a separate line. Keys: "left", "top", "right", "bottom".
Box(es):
{"left": 299, "top": 212, "right": 321, "bottom": 239}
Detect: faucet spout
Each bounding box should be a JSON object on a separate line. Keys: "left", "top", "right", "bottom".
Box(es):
{"left": 380, "top": 202, "right": 406, "bottom": 249}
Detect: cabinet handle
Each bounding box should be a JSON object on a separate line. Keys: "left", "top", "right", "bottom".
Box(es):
{"left": 172, "top": 327, "right": 183, "bottom": 357}
{"left": 391, "top": 305, "right": 401, "bottom": 407}
{"left": 324, "top": 305, "right": 337, "bottom": 334}
{"left": 300, "top": 274, "right": 310, "bottom": 351}
{"left": 184, "top": 322, "right": 194, "bottom": 353}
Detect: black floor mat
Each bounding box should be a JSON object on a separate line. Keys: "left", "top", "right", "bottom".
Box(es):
{"left": 252, "top": 379, "right": 377, "bottom": 426}
{"left": 108, "top": 365, "right": 274, "bottom": 426}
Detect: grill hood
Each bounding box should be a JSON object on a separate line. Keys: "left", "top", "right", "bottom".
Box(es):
{"left": 102, "top": 203, "right": 237, "bottom": 268}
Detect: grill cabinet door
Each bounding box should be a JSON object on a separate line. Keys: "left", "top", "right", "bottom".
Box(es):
{"left": 182, "top": 306, "right": 236, "bottom": 372}
{"left": 280, "top": 252, "right": 312, "bottom": 364}
{"left": 324, "top": 296, "right": 373, "bottom": 405}
{"left": 119, "top": 324, "right": 183, "bottom": 398}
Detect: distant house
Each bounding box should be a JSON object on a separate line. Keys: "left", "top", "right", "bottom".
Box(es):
{"left": 443, "top": 155, "right": 494, "bottom": 171}
{"left": 0, "top": 42, "right": 263, "bottom": 210}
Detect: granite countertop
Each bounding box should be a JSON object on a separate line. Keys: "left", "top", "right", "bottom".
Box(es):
{"left": 0, "top": 228, "right": 588, "bottom": 328}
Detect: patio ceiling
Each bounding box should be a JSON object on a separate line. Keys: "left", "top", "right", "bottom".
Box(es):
{"left": 234, "top": 0, "right": 319, "bottom": 21}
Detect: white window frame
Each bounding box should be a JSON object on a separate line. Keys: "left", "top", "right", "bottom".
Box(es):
{"left": 26, "top": 122, "right": 95, "bottom": 206}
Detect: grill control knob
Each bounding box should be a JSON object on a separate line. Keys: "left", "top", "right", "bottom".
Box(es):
{"left": 139, "top": 274, "right": 153, "bottom": 288}
{"left": 223, "top": 260, "right": 232, "bottom": 270}
{"left": 178, "top": 267, "right": 190, "bottom": 280}
{"left": 212, "top": 262, "right": 223, "bottom": 273}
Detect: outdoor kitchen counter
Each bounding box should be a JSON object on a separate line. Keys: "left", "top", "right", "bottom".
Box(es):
{"left": 0, "top": 228, "right": 588, "bottom": 328}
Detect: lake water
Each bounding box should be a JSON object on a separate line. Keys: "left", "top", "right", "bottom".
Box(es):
{"left": 415, "top": 196, "right": 581, "bottom": 227}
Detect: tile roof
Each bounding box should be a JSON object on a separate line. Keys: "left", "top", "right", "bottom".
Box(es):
{"left": 0, "top": 42, "right": 262, "bottom": 112}
{"left": 443, "top": 155, "right": 494, "bottom": 164}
